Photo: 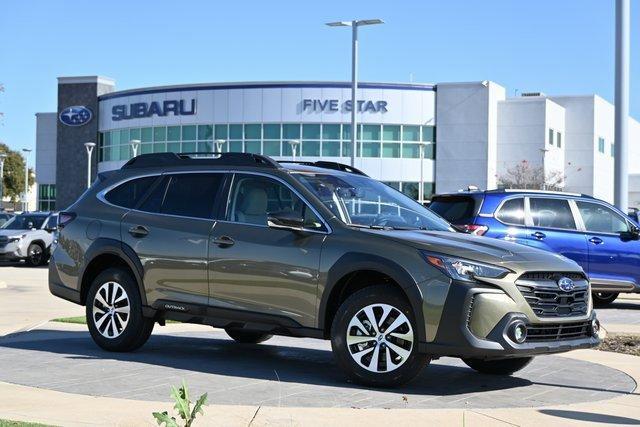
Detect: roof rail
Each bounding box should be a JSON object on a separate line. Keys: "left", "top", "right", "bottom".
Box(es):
{"left": 278, "top": 160, "right": 368, "bottom": 176}
{"left": 121, "top": 152, "right": 280, "bottom": 170}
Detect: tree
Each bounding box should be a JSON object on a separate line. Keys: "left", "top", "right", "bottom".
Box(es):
{"left": 498, "top": 160, "right": 565, "bottom": 191}
{"left": 0, "top": 143, "right": 35, "bottom": 202}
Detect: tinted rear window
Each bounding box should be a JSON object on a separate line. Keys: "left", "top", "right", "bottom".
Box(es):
{"left": 429, "top": 196, "right": 481, "bottom": 224}
{"left": 105, "top": 176, "right": 158, "bottom": 208}
{"left": 161, "top": 173, "right": 224, "bottom": 219}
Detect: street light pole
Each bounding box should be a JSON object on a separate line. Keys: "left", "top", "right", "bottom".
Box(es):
{"left": 84, "top": 142, "right": 96, "bottom": 189}
{"left": 0, "top": 153, "right": 6, "bottom": 208}
{"left": 215, "top": 139, "right": 226, "bottom": 153}
{"left": 288, "top": 140, "right": 300, "bottom": 161}
{"left": 419, "top": 142, "right": 429, "bottom": 204}
{"left": 130, "top": 139, "right": 141, "bottom": 158}
{"left": 326, "top": 19, "right": 384, "bottom": 167}
{"left": 22, "top": 148, "right": 32, "bottom": 212}
{"left": 614, "top": 0, "right": 630, "bottom": 210}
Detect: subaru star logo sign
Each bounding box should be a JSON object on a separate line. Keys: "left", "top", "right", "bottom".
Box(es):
{"left": 557, "top": 277, "right": 575, "bottom": 292}
{"left": 59, "top": 106, "right": 92, "bottom": 126}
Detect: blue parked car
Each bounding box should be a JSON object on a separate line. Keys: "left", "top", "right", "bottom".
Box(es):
{"left": 429, "top": 189, "right": 640, "bottom": 306}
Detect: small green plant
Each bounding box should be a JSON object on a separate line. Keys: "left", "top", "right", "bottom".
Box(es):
{"left": 153, "top": 380, "right": 208, "bottom": 427}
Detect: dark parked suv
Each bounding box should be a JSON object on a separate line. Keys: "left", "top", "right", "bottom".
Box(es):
{"left": 49, "top": 153, "right": 600, "bottom": 387}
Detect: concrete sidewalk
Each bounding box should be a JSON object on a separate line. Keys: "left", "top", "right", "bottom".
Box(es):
{"left": 0, "top": 264, "right": 83, "bottom": 337}
{"left": 0, "top": 348, "right": 637, "bottom": 426}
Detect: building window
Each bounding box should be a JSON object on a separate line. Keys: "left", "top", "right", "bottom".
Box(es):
{"left": 97, "top": 123, "right": 437, "bottom": 162}
{"left": 38, "top": 184, "right": 56, "bottom": 211}
{"left": 611, "top": 142, "right": 615, "bottom": 157}
{"left": 598, "top": 137, "right": 605, "bottom": 153}
{"left": 556, "top": 131, "right": 562, "bottom": 148}
{"left": 548, "top": 128, "right": 554, "bottom": 146}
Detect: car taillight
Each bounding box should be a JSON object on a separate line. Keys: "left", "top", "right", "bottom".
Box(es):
{"left": 455, "top": 224, "right": 489, "bottom": 236}
{"left": 58, "top": 212, "right": 77, "bottom": 229}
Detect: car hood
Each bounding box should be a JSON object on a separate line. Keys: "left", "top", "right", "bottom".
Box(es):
{"left": 0, "top": 229, "right": 31, "bottom": 238}
{"left": 363, "top": 229, "right": 582, "bottom": 273}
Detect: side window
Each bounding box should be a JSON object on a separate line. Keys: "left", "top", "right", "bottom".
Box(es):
{"left": 105, "top": 176, "right": 158, "bottom": 208}
{"left": 576, "top": 201, "right": 629, "bottom": 234}
{"left": 228, "top": 175, "right": 324, "bottom": 230}
{"left": 495, "top": 198, "right": 525, "bottom": 225}
{"left": 138, "top": 177, "right": 168, "bottom": 213}
{"left": 529, "top": 198, "right": 576, "bottom": 230}
{"left": 160, "top": 174, "right": 224, "bottom": 219}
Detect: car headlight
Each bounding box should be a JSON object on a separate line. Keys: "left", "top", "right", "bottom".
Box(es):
{"left": 8, "top": 234, "right": 26, "bottom": 243}
{"left": 422, "top": 252, "right": 511, "bottom": 282}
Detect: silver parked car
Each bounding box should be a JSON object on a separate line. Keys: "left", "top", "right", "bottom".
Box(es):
{"left": 0, "top": 212, "right": 57, "bottom": 266}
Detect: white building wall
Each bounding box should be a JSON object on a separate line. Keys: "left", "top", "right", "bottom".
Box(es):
{"left": 497, "top": 97, "right": 565, "bottom": 184}
{"left": 435, "top": 81, "right": 505, "bottom": 192}
{"left": 550, "top": 96, "right": 596, "bottom": 197}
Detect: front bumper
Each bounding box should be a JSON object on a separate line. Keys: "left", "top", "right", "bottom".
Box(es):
{"left": 0, "top": 242, "right": 23, "bottom": 260}
{"left": 419, "top": 281, "right": 601, "bottom": 359}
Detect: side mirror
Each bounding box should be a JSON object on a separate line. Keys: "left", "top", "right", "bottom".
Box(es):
{"left": 620, "top": 225, "right": 640, "bottom": 241}
{"left": 44, "top": 226, "right": 58, "bottom": 233}
{"left": 267, "top": 211, "right": 305, "bottom": 231}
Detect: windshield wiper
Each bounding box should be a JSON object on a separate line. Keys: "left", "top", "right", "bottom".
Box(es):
{"left": 346, "top": 223, "right": 392, "bottom": 230}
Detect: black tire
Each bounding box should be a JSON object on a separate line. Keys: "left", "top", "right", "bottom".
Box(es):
{"left": 225, "top": 328, "right": 273, "bottom": 344}
{"left": 86, "top": 267, "right": 154, "bottom": 352}
{"left": 330, "top": 285, "right": 430, "bottom": 388}
{"left": 25, "top": 242, "right": 45, "bottom": 266}
{"left": 463, "top": 357, "right": 533, "bottom": 375}
{"left": 592, "top": 292, "right": 619, "bottom": 307}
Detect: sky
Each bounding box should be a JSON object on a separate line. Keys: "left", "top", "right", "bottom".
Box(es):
{"left": 0, "top": 0, "right": 638, "bottom": 153}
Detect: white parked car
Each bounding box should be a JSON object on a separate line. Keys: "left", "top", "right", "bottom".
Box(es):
{"left": 0, "top": 212, "right": 57, "bottom": 266}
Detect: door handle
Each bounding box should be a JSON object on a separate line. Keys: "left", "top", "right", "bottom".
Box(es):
{"left": 128, "top": 225, "right": 149, "bottom": 238}
{"left": 589, "top": 237, "right": 604, "bottom": 245}
{"left": 531, "top": 231, "right": 546, "bottom": 240}
{"left": 212, "top": 235, "right": 235, "bottom": 247}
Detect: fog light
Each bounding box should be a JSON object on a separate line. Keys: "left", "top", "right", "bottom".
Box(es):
{"left": 509, "top": 321, "right": 527, "bottom": 344}
{"left": 591, "top": 318, "right": 600, "bottom": 337}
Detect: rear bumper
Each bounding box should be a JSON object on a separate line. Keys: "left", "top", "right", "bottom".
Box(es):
{"left": 420, "top": 281, "right": 600, "bottom": 359}
{"left": 48, "top": 259, "right": 81, "bottom": 305}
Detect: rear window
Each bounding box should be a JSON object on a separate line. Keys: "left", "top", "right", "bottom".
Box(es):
{"left": 429, "top": 196, "right": 481, "bottom": 224}
{"left": 105, "top": 176, "right": 158, "bottom": 208}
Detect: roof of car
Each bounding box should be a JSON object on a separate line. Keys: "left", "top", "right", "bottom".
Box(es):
{"left": 433, "top": 189, "right": 593, "bottom": 199}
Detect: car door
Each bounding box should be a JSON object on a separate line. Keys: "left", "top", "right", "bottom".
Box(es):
{"left": 491, "top": 196, "right": 530, "bottom": 244}
{"left": 209, "top": 173, "right": 328, "bottom": 328}
{"left": 120, "top": 172, "right": 225, "bottom": 307}
{"left": 524, "top": 197, "right": 589, "bottom": 269}
{"left": 575, "top": 200, "right": 640, "bottom": 290}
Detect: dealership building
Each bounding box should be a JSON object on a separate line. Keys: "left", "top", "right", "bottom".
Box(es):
{"left": 34, "top": 76, "right": 640, "bottom": 211}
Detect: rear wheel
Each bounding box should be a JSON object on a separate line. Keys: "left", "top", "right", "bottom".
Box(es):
{"left": 86, "top": 268, "right": 154, "bottom": 352}
{"left": 592, "top": 292, "right": 619, "bottom": 307}
{"left": 225, "top": 328, "right": 273, "bottom": 344}
{"left": 25, "top": 243, "right": 45, "bottom": 266}
{"left": 330, "top": 285, "right": 429, "bottom": 388}
{"left": 463, "top": 357, "right": 533, "bottom": 375}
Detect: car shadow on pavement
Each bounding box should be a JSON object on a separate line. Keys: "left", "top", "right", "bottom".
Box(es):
{"left": 0, "top": 328, "right": 537, "bottom": 397}
{"left": 538, "top": 410, "right": 640, "bottom": 425}
{"left": 605, "top": 301, "right": 640, "bottom": 310}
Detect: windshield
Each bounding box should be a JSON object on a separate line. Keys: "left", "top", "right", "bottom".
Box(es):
{"left": 292, "top": 172, "right": 453, "bottom": 231}
{"left": 0, "top": 215, "right": 46, "bottom": 230}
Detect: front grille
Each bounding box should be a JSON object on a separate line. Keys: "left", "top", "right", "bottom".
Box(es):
{"left": 516, "top": 272, "right": 589, "bottom": 318}
{"left": 526, "top": 321, "right": 592, "bottom": 342}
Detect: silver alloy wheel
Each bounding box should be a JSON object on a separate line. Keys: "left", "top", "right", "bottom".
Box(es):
{"left": 92, "top": 281, "right": 130, "bottom": 339}
{"left": 346, "top": 303, "right": 414, "bottom": 373}
{"left": 28, "top": 244, "right": 43, "bottom": 265}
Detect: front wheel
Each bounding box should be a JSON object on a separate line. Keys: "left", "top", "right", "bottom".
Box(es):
{"left": 331, "top": 285, "right": 429, "bottom": 388}
{"left": 463, "top": 356, "right": 533, "bottom": 375}
{"left": 25, "top": 242, "right": 45, "bottom": 266}
{"left": 592, "top": 292, "right": 619, "bottom": 307}
{"left": 86, "top": 268, "right": 154, "bottom": 352}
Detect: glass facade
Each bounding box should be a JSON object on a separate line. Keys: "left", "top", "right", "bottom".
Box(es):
{"left": 98, "top": 123, "right": 436, "bottom": 201}
{"left": 38, "top": 184, "right": 56, "bottom": 211}
{"left": 99, "top": 123, "right": 436, "bottom": 162}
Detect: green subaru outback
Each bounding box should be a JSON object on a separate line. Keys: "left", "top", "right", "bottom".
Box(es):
{"left": 49, "top": 153, "right": 600, "bottom": 387}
